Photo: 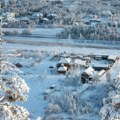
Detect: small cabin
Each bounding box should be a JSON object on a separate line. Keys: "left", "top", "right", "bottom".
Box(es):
{"left": 19, "top": 17, "right": 30, "bottom": 25}
{"left": 74, "top": 59, "right": 87, "bottom": 67}
{"left": 94, "top": 55, "right": 103, "bottom": 60}
{"left": 93, "top": 64, "right": 110, "bottom": 70}
{"left": 108, "top": 55, "right": 117, "bottom": 62}
{"left": 57, "top": 64, "right": 68, "bottom": 74}
{"left": 57, "top": 57, "right": 71, "bottom": 69}
{"left": 98, "top": 70, "right": 106, "bottom": 77}
{"left": 81, "top": 67, "right": 95, "bottom": 83}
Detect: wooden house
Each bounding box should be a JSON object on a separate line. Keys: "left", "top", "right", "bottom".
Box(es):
{"left": 108, "top": 55, "right": 117, "bottom": 62}
{"left": 93, "top": 64, "right": 110, "bottom": 70}
{"left": 74, "top": 59, "right": 87, "bottom": 67}
{"left": 57, "top": 57, "right": 71, "bottom": 68}
{"left": 57, "top": 64, "right": 68, "bottom": 74}
{"left": 81, "top": 67, "right": 95, "bottom": 83}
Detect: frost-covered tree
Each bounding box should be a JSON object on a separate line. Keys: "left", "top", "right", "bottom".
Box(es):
{"left": 0, "top": 16, "right": 30, "bottom": 120}
{"left": 100, "top": 74, "right": 120, "bottom": 120}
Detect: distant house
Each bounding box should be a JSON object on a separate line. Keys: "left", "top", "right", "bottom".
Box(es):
{"left": 108, "top": 21, "right": 118, "bottom": 27}
{"left": 57, "top": 57, "right": 71, "bottom": 68}
{"left": 18, "top": 17, "right": 30, "bottom": 27}
{"left": 19, "top": 17, "right": 30, "bottom": 24}
{"left": 39, "top": 18, "right": 49, "bottom": 24}
{"left": 57, "top": 64, "right": 68, "bottom": 74}
{"left": 108, "top": 55, "right": 117, "bottom": 62}
{"left": 81, "top": 67, "right": 95, "bottom": 83}
{"left": 47, "top": 14, "right": 57, "bottom": 20}
{"left": 101, "top": 10, "right": 113, "bottom": 17}
{"left": 98, "top": 70, "right": 106, "bottom": 77}
{"left": 94, "top": 55, "right": 103, "bottom": 60}
{"left": 74, "top": 59, "right": 87, "bottom": 67}
{"left": 32, "top": 12, "right": 43, "bottom": 20}
{"left": 89, "top": 18, "right": 101, "bottom": 23}
{"left": 93, "top": 64, "right": 110, "bottom": 70}
{"left": 2, "top": 12, "right": 16, "bottom": 22}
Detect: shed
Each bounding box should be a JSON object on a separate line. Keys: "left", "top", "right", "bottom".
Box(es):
{"left": 98, "top": 70, "right": 106, "bottom": 76}
{"left": 94, "top": 55, "right": 103, "bottom": 60}
{"left": 19, "top": 17, "right": 30, "bottom": 24}
{"left": 74, "top": 59, "right": 87, "bottom": 67}
{"left": 93, "top": 64, "right": 110, "bottom": 70}
{"left": 81, "top": 67, "right": 95, "bottom": 83}
{"left": 108, "top": 55, "right": 117, "bottom": 62}
{"left": 57, "top": 57, "right": 71, "bottom": 68}
{"left": 58, "top": 64, "right": 68, "bottom": 74}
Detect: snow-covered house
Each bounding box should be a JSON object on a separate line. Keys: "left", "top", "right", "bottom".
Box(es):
{"left": 18, "top": 17, "right": 30, "bottom": 24}
{"left": 108, "top": 21, "right": 118, "bottom": 27}
{"left": 81, "top": 67, "right": 95, "bottom": 83}
{"left": 58, "top": 64, "right": 68, "bottom": 74}
{"left": 2, "top": 12, "right": 16, "bottom": 22}
{"left": 47, "top": 13, "right": 57, "bottom": 20}
{"left": 108, "top": 55, "right": 117, "bottom": 62}
{"left": 93, "top": 64, "right": 110, "bottom": 70}
{"left": 57, "top": 57, "right": 72, "bottom": 74}
{"left": 31, "top": 12, "right": 43, "bottom": 20}
{"left": 74, "top": 59, "right": 87, "bottom": 67}
{"left": 18, "top": 17, "right": 30, "bottom": 27}
{"left": 57, "top": 57, "right": 72, "bottom": 68}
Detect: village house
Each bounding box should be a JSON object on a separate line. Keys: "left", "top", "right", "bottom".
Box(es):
{"left": 81, "top": 67, "right": 95, "bottom": 83}
{"left": 98, "top": 70, "right": 106, "bottom": 77}
{"left": 74, "top": 59, "right": 87, "bottom": 67}
{"left": 2, "top": 12, "right": 16, "bottom": 22}
{"left": 57, "top": 64, "right": 68, "bottom": 74}
{"left": 18, "top": 17, "right": 30, "bottom": 27}
{"left": 32, "top": 12, "right": 43, "bottom": 20}
{"left": 57, "top": 57, "right": 72, "bottom": 74}
{"left": 93, "top": 64, "right": 110, "bottom": 70}
{"left": 108, "top": 55, "right": 117, "bottom": 62}
{"left": 47, "top": 13, "right": 57, "bottom": 20}
{"left": 57, "top": 57, "right": 72, "bottom": 68}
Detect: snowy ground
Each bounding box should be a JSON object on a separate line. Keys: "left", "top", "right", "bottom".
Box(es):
{"left": 4, "top": 39, "right": 120, "bottom": 119}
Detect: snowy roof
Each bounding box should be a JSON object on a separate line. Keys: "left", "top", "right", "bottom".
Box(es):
{"left": 93, "top": 63, "right": 109, "bottom": 68}
{"left": 32, "top": 12, "right": 43, "bottom": 17}
{"left": 58, "top": 58, "right": 71, "bottom": 64}
{"left": 84, "top": 67, "right": 94, "bottom": 76}
{"left": 18, "top": 17, "right": 30, "bottom": 21}
{"left": 58, "top": 66, "right": 67, "bottom": 72}
{"left": 42, "top": 18, "right": 49, "bottom": 21}
{"left": 108, "top": 55, "right": 117, "bottom": 61}
{"left": 48, "top": 14, "right": 57, "bottom": 17}
{"left": 74, "top": 59, "right": 86, "bottom": 66}
{"left": 98, "top": 70, "right": 105, "bottom": 76}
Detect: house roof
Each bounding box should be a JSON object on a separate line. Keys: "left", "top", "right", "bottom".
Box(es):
{"left": 74, "top": 59, "right": 86, "bottom": 66}
{"left": 32, "top": 12, "right": 43, "bottom": 17}
{"left": 93, "top": 63, "right": 109, "bottom": 68}
{"left": 18, "top": 17, "right": 30, "bottom": 21}
{"left": 108, "top": 55, "right": 117, "bottom": 61}
{"left": 84, "top": 67, "right": 94, "bottom": 76}
{"left": 58, "top": 57, "right": 71, "bottom": 64}
{"left": 98, "top": 70, "right": 105, "bottom": 76}
{"left": 58, "top": 66, "right": 67, "bottom": 72}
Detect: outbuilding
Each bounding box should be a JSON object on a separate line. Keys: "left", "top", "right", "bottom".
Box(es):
{"left": 81, "top": 67, "right": 95, "bottom": 83}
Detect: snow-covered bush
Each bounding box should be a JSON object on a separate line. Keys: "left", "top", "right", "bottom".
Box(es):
{"left": 0, "top": 18, "right": 30, "bottom": 119}
{"left": 100, "top": 75, "right": 120, "bottom": 120}
{"left": 46, "top": 89, "right": 91, "bottom": 116}
{"left": 0, "top": 103, "right": 30, "bottom": 120}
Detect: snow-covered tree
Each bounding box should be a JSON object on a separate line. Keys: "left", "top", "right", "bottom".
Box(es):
{"left": 0, "top": 15, "right": 30, "bottom": 120}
